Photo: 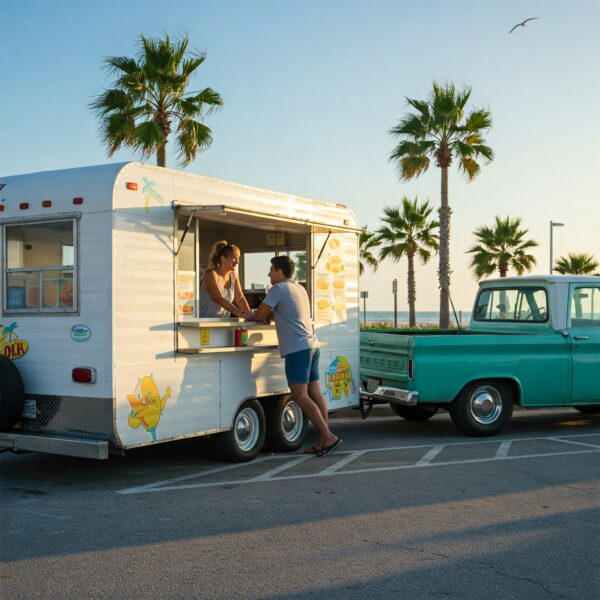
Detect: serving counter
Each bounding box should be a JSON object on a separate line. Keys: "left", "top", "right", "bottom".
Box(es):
{"left": 177, "top": 318, "right": 278, "bottom": 354}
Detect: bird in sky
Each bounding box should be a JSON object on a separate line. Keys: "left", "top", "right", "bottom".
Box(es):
{"left": 509, "top": 17, "right": 539, "bottom": 33}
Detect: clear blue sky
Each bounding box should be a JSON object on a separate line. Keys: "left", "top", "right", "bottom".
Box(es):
{"left": 2, "top": 0, "right": 599, "bottom": 310}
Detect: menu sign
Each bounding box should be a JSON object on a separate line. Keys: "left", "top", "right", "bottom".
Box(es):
{"left": 176, "top": 271, "right": 196, "bottom": 316}
{"left": 314, "top": 234, "right": 355, "bottom": 324}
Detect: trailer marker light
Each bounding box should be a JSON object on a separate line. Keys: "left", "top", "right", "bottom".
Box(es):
{"left": 42, "top": 200, "right": 52, "bottom": 207}
{"left": 72, "top": 367, "right": 97, "bottom": 384}
{"left": 126, "top": 182, "right": 138, "bottom": 191}
{"left": 73, "top": 197, "right": 84, "bottom": 205}
{"left": 19, "top": 202, "right": 29, "bottom": 210}
{"left": 0, "top": 206, "right": 4, "bottom": 212}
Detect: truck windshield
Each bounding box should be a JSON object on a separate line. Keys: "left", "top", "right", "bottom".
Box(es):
{"left": 474, "top": 287, "right": 548, "bottom": 322}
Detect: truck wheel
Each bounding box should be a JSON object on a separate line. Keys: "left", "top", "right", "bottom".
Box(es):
{"left": 218, "top": 399, "right": 266, "bottom": 462}
{"left": 574, "top": 405, "right": 600, "bottom": 415}
{"left": 265, "top": 396, "right": 307, "bottom": 452}
{"left": 389, "top": 404, "right": 438, "bottom": 421}
{"left": 0, "top": 356, "right": 25, "bottom": 431}
{"left": 450, "top": 380, "right": 513, "bottom": 436}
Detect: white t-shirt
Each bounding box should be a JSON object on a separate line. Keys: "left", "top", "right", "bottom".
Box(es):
{"left": 263, "top": 280, "right": 319, "bottom": 357}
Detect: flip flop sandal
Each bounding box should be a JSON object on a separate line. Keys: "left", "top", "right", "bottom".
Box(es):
{"left": 302, "top": 445, "right": 320, "bottom": 454}
{"left": 317, "top": 438, "right": 342, "bottom": 457}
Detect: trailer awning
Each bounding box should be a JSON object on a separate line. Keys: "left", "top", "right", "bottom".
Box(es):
{"left": 174, "top": 204, "right": 361, "bottom": 234}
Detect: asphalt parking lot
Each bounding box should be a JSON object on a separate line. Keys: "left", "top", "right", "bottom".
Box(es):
{"left": 2, "top": 406, "right": 600, "bottom": 599}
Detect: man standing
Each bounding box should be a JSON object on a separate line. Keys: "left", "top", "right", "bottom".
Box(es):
{"left": 251, "top": 256, "right": 342, "bottom": 457}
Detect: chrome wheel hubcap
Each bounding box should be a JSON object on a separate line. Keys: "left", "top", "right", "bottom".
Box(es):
{"left": 469, "top": 386, "right": 503, "bottom": 425}
{"left": 234, "top": 408, "right": 260, "bottom": 452}
{"left": 281, "top": 401, "right": 303, "bottom": 443}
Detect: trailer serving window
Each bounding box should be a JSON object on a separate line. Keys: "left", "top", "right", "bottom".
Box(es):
{"left": 3, "top": 218, "right": 78, "bottom": 314}
{"left": 174, "top": 204, "right": 359, "bottom": 319}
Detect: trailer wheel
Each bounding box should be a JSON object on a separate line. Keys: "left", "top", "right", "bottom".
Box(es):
{"left": 218, "top": 399, "right": 266, "bottom": 462}
{"left": 449, "top": 380, "right": 513, "bottom": 436}
{"left": 389, "top": 404, "right": 438, "bottom": 421}
{"left": 265, "top": 396, "right": 307, "bottom": 452}
{"left": 0, "top": 356, "right": 25, "bottom": 431}
{"left": 573, "top": 405, "right": 600, "bottom": 415}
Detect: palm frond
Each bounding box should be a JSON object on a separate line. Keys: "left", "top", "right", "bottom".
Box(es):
{"left": 176, "top": 119, "right": 213, "bottom": 166}
{"left": 91, "top": 33, "right": 222, "bottom": 167}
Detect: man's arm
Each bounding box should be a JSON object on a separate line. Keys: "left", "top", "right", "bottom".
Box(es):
{"left": 250, "top": 302, "right": 273, "bottom": 322}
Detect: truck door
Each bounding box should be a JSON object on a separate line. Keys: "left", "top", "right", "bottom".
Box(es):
{"left": 568, "top": 284, "right": 600, "bottom": 404}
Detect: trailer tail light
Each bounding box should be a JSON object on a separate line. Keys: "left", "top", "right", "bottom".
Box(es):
{"left": 42, "top": 200, "right": 52, "bottom": 207}
{"left": 73, "top": 197, "right": 84, "bottom": 205}
{"left": 408, "top": 358, "right": 414, "bottom": 380}
{"left": 0, "top": 205, "right": 4, "bottom": 212}
{"left": 72, "top": 367, "right": 97, "bottom": 384}
{"left": 19, "top": 202, "right": 29, "bottom": 210}
{"left": 126, "top": 182, "right": 138, "bottom": 191}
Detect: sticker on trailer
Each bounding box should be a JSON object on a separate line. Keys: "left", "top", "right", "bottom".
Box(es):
{"left": 70, "top": 324, "right": 92, "bottom": 342}
{"left": 0, "top": 322, "right": 29, "bottom": 359}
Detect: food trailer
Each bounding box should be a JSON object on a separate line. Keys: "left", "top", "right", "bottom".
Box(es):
{"left": 0, "top": 162, "right": 361, "bottom": 460}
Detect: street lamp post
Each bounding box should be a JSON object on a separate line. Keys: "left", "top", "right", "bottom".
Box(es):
{"left": 360, "top": 291, "right": 368, "bottom": 326}
{"left": 392, "top": 278, "right": 398, "bottom": 328}
{"left": 549, "top": 221, "right": 564, "bottom": 273}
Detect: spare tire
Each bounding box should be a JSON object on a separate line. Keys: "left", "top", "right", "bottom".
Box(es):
{"left": 0, "top": 356, "right": 25, "bottom": 431}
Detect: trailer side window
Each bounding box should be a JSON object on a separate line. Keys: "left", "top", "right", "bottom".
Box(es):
{"left": 3, "top": 219, "right": 78, "bottom": 314}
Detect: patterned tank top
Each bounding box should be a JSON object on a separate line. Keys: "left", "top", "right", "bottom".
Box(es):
{"left": 199, "top": 270, "right": 236, "bottom": 317}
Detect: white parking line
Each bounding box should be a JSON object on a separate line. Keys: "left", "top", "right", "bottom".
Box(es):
{"left": 415, "top": 445, "right": 445, "bottom": 466}
{"left": 547, "top": 437, "right": 600, "bottom": 449}
{"left": 320, "top": 450, "right": 367, "bottom": 475}
{"left": 116, "top": 432, "right": 600, "bottom": 495}
{"left": 252, "top": 455, "right": 312, "bottom": 480}
{"left": 495, "top": 440, "right": 512, "bottom": 458}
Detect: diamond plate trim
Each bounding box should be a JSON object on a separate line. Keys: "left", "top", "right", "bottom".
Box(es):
{"left": 15, "top": 394, "right": 116, "bottom": 444}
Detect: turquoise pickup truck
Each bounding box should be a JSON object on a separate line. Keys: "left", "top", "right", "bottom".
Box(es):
{"left": 360, "top": 276, "right": 600, "bottom": 436}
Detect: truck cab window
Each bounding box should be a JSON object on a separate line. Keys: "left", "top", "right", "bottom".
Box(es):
{"left": 3, "top": 219, "right": 78, "bottom": 314}
{"left": 474, "top": 287, "right": 548, "bottom": 323}
{"left": 570, "top": 287, "right": 600, "bottom": 327}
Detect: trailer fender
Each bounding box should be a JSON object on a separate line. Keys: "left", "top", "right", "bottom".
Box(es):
{"left": 0, "top": 356, "right": 26, "bottom": 431}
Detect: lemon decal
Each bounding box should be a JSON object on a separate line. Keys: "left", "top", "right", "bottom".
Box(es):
{"left": 127, "top": 375, "right": 171, "bottom": 440}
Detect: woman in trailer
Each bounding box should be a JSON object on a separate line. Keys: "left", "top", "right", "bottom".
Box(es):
{"left": 199, "top": 241, "right": 253, "bottom": 318}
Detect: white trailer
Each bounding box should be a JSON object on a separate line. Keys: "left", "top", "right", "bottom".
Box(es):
{"left": 0, "top": 163, "right": 361, "bottom": 460}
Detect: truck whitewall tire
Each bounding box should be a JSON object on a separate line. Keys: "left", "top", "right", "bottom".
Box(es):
{"left": 218, "top": 399, "right": 266, "bottom": 462}
{"left": 450, "top": 380, "right": 513, "bottom": 436}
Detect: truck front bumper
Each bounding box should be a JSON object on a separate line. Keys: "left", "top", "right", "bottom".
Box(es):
{"left": 360, "top": 385, "right": 418, "bottom": 406}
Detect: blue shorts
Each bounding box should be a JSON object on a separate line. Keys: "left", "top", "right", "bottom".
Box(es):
{"left": 284, "top": 348, "right": 320, "bottom": 385}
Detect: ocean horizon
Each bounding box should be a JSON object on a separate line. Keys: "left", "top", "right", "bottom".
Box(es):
{"left": 363, "top": 310, "right": 471, "bottom": 326}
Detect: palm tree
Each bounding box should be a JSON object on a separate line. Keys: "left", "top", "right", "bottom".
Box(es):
{"left": 91, "top": 34, "right": 223, "bottom": 167}
{"left": 554, "top": 252, "right": 599, "bottom": 275}
{"left": 468, "top": 216, "right": 538, "bottom": 279}
{"left": 376, "top": 198, "right": 439, "bottom": 327}
{"left": 359, "top": 228, "right": 380, "bottom": 275}
{"left": 389, "top": 82, "right": 493, "bottom": 327}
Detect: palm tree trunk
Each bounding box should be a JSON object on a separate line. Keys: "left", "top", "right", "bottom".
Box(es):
{"left": 407, "top": 252, "right": 416, "bottom": 328}
{"left": 157, "top": 144, "right": 167, "bottom": 167}
{"left": 438, "top": 166, "right": 451, "bottom": 328}
{"left": 498, "top": 261, "right": 508, "bottom": 277}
